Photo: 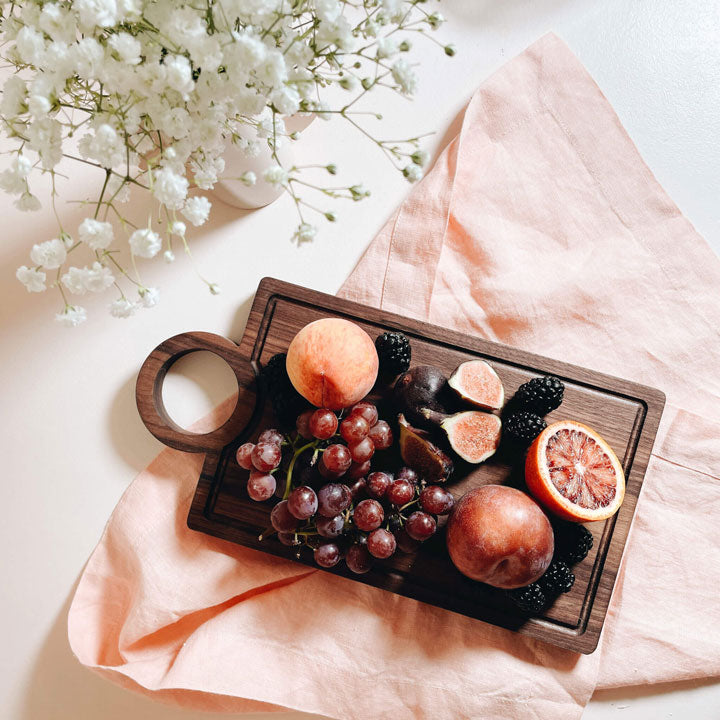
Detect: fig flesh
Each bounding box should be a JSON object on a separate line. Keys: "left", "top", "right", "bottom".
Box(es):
{"left": 448, "top": 360, "right": 504, "bottom": 411}
{"left": 398, "top": 414, "right": 453, "bottom": 482}
{"left": 421, "top": 409, "right": 502, "bottom": 464}
{"left": 393, "top": 365, "right": 451, "bottom": 427}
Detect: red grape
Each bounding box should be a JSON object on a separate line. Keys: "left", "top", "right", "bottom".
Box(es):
{"left": 367, "top": 471, "right": 392, "bottom": 499}
{"left": 317, "top": 483, "right": 351, "bottom": 517}
{"left": 322, "top": 444, "right": 352, "bottom": 476}
{"left": 350, "top": 401, "right": 379, "bottom": 427}
{"left": 396, "top": 466, "right": 418, "bottom": 485}
{"left": 236, "top": 442, "right": 255, "bottom": 470}
{"left": 309, "top": 409, "right": 338, "bottom": 440}
{"left": 270, "top": 500, "right": 298, "bottom": 532}
{"left": 348, "top": 476, "right": 368, "bottom": 501}
{"left": 419, "top": 486, "right": 455, "bottom": 515}
{"left": 346, "top": 544, "right": 373, "bottom": 574}
{"left": 396, "top": 528, "right": 421, "bottom": 553}
{"left": 251, "top": 442, "right": 282, "bottom": 472}
{"left": 367, "top": 528, "right": 397, "bottom": 559}
{"left": 368, "top": 420, "right": 393, "bottom": 450}
{"left": 387, "top": 478, "right": 415, "bottom": 506}
{"left": 247, "top": 470, "right": 276, "bottom": 501}
{"left": 314, "top": 542, "right": 341, "bottom": 568}
{"left": 349, "top": 437, "right": 375, "bottom": 463}
{"left": 278, "top": 532, "right": 300, "bottom": 546}
{"left": 406, "top": 511, "right": 436, "bottom": 541}
{"left": 258, "top": 428, "right": 284, "bottom": 446}
{"left": 353, "top": 499, "right": 384, "bottom": 531}
{"left": 347, "top": 460, "right": 371, "bottom": 479}
{"left": 316, "top": 514, "right": 345, "bottom": 538}
{"left": 340, "top": 414, "right": 370, "bottom": 444}
{"left": 287, "top": 485, "right": 318, "bottom": 519}
{"left": 295, "top": 410, "right": 314, "bottom": 440}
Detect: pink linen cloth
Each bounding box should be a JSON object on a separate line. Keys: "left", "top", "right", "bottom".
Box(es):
{"left": 68, "top": 33, "right": 720, "bottom": 718}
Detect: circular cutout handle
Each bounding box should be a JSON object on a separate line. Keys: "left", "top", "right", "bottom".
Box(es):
{"left": 135, "top": 331, "right": 259, "bottom": 453}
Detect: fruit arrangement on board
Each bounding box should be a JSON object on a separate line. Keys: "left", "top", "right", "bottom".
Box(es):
{"left": 235, "top": 317, "right": 626, "bottom": 615}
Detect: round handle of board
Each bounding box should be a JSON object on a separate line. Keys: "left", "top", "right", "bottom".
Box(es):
{"left": 135, "top": 331, "right": 260, "bottom": 453}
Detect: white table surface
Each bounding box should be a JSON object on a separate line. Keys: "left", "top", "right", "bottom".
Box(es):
{"left": 2, "top": 1, "right": 719, "bottom": 718}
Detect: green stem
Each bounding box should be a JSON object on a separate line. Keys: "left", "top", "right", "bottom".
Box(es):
{"left": 282, "top": 440, "right": 317, "bottom": 501}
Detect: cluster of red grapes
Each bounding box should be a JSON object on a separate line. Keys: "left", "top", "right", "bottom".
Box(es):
{"left": 235, "top": 401, "right": 455, "bottom": 574}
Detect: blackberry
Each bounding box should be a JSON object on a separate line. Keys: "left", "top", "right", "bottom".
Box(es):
{"left": 515, "top": 375, "right": 565, "bottom": 415}
{"left": 375, "top": 331, "right": 411, "bottom": 377}
{"left": 539, "top": 560, "right": 575, "bottom": 595}
{"left": 504, "top": 411, "right": 547, "bottom": 446}
{"left": 555, "top": 523, "right": 594, "bottom": 565}
{"left": 507, "top": 583, "right": 546, "bottom": 614}
{"left": 260, "top": 353, "right": 308, "bottom": 429}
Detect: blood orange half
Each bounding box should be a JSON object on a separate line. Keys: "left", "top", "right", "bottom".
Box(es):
{"left": 525, "top": 421, "right": 625, "bottom": 522}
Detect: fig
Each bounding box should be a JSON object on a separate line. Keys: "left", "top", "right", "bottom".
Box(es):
{"left": 398, "top": 414, "right": 453, "bottom": 482}
{"left": 448, "top": 360, "right": 504, "bottom": 411}
{"left": 421, "top": 409, "right": 502, "bottom": 464}
{"left": 393, "top": 365, "right": 452, "bottom": 426}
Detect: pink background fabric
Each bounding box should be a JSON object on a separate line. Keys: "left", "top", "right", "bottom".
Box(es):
{"left": 68, "top": 33, "right": 720, "bottom": 717}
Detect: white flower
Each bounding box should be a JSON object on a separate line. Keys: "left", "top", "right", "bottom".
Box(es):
{"left": 271, "top": 86, "right": 301, "bottom": 115}
{"left": 316, "top": 16, "right": 354, "bottom": 51}
{"left": 109, "top": 298, "right": 137, "bottom": 318}
{"left": 15, "top": 26, "right": 46, "bottom": 66}
{"left": 230, "top": 33, "right": 267, "bottom": 68}
{"left": 16, "top": 266, "right": 47, "bottom": 292}
{"left": 74, "top": 0, "right": 118, "bottom": 29}
{"left": 139, "top": 287, "right": 159, "bottom": 307}
{"left": 163, "top": 249, "right": 175, "bottom": 263}
{"left": 30, "top": 238, "right": 67, "bottom": 269}
{"left": 71, "top": 37, "right": 104, "bottom": 79}
{"left": 153, "top": 167, "right": 189, "bottom": 209}
{"left": 294, "top": 223, "right": 317, "bottom": 243}
{"left": 79, "top": 124, "right": 124, "bottom": 168}
{"left": 129, "top": 228, "right": 162, "bottom": 258}
{"left": 314, "top": 0, "right": 341, "bottom": 21}
{"left": 78, "top": 218, "right": 114, "bottom": 250}
{"left": 339, "top": 75, "right": 359, "bottom": 92}
{"left": 376, "top": 37, "right": 398, "bottom": 59}
{"left": 164, "top": 54, "right": 195, "bottom": 97}
{"left": 39, "top": 4, "right": 77, "bottom": 44}
{"left": 411, "top": 149, "right": 429, "bottom": 167}
{"left": 208, "top": 282, "right": 220, "bottom": 295}
{"left": 0, "top": 154, "right": 32, "bottom": 194}
{"left": 181, "top": 195, "right": 211, "bottom": 226}
{"left": 240, "top": 171, "right": 256, "bottom": 186}
{"left": 402, "top": 164, "right": 422, "bottom": 183}
{"left": 108, "top": 32, "right": 141, "bottom": 64}
{"left": 84, "top": 262, "right": 115, "bottom": 292}
{"left": 0, "top": 76, "right": 26, "bottom": 116}
{"left": 27, "top": 118, "right": 63, "bottom": 169}
{"left": 391, "top": 58, "right": 417, "bottom": 96}
{"left": 262, "top": 165, "right": 288, "bottom": 187}
{"left": 61, "top": 267, "right": 88, "bottom": 295}
{"left": 15, "top": 192, "right": 41, "bottom": 212}
{"left": 170, "top": 221, "right": 186, "bottom": 236}
{"left": 257, "top": 51, "right": 288, "bottom": 89}
{"left": 56, "top": 305, "right": 87, "bottom": 327}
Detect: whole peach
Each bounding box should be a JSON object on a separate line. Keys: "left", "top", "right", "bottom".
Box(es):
{"left": 446, "top": 485, "right": 554, "bottom": 589}
{"left": 286, "top": 318, "right": 379, "bottom": 410}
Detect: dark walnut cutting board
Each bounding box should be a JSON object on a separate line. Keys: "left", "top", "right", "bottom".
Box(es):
{"left": 136, "top": 277, "right": 665, "bottom": 654}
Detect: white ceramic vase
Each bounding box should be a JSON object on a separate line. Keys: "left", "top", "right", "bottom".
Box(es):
{"left": 212, "top": 114, "right": 315, "bottom": 210}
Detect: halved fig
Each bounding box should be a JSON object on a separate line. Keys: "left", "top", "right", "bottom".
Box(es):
{"left": 398, "top": 414, "right": 453, "bottom": 482}
{"left": 421, "top": 409, "right": 502, "bottom": 464}
{"left": 448, "top": 360, "right": 504, "bottom": 411}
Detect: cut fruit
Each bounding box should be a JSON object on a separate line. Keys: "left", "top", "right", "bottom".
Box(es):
{"left": 525, "top": 420, "right": 625, "bottom": 522}
{"left": 398, "top": 414, "right": 453, "bottom": 482}
{"left": 421, "top": 409, "right": 501, "bottom": 464}
{"left": 448, "top": 360, "right": 504, "bottom": 411}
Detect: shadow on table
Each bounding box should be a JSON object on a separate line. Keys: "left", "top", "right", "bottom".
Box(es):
{"left": 20, "top": 583, "right": 327, "bottom": 720}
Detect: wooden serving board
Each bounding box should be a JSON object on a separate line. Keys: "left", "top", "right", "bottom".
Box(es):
{"left": 136, "top": 277, "right": 665, "bottom": 654}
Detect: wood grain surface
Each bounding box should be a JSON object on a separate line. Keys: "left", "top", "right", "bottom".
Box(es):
{"left": 136, "top": 277, "right": 665, "bottom": 654}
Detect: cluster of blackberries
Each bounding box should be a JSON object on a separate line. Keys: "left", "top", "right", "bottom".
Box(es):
{"left": 503, "top": 375, "right": 565, "bottom": 446}
{"left": 260, "top": 353, "right": 309, "bottom": 429}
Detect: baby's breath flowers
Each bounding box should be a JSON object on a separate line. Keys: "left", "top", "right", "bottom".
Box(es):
{"left": 1, "top": 0, "right": 449, "bottom": 325}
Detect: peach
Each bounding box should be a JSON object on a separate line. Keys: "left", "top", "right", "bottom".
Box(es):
{"left": 446, "top": 485, "right": 554, "bottom": 589}
{"left": 286, "top": 318, "right": 379, "bottom": 410}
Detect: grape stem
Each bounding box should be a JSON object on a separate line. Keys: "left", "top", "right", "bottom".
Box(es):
{"left": 282, "top": 440, "right": 318, "bottom": 500}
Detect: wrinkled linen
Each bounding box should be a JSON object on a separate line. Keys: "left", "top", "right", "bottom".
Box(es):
{"left": 68, "top": 33, "right": 720, "bottom": 718}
